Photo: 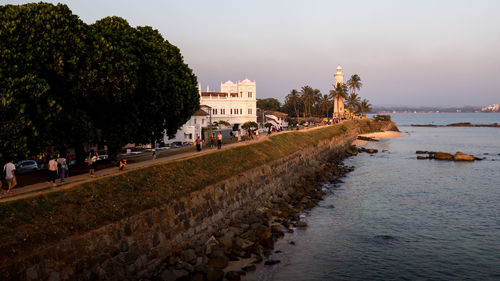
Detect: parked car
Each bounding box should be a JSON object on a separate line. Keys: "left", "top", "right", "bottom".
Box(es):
{"left": 14, "top": 160, "right": 39, "bottom": 174}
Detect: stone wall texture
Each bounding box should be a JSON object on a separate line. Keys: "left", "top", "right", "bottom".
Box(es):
{"left": 6, "top": 128, "right": 359, "bottom": 281}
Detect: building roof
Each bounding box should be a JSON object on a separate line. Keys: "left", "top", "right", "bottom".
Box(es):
{"left": 192, "top": 109, "right": 209, "bottom": 116}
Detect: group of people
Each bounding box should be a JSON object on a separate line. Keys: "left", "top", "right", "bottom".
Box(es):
{"left": 1, "top": 154, "right": 69, "bottom": 196}
{"left": 47, "top": 154, "right": 69, "bottom": 187}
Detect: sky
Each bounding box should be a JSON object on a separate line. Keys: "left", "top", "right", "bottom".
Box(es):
{"left": 4, "top": 0, "right": 500, "bottom": 107}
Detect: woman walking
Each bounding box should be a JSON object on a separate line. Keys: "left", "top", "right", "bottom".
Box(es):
{"left": 48, "top": 155, "right": 58, "bottom": 187}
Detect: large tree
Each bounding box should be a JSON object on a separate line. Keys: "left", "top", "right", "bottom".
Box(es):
{"left": 358, "top": 99, "right": 372, "bottom": 115}
{"left": 0, "top": 3, "right": 199, "bottom": 162}
{"left": 257, "top": 98, "right": 281, "bottom": 111}
{"left": 346, "top": 74, "right": 363, "bottom": 96}
{"left": 345, "top": 92, "right": 361, "bottom": 114}
{"left": 284, "top": 89, "right": 301, "bottom": 118}
{"left": 0, "top": 3, "right": 89, "bottom": 160}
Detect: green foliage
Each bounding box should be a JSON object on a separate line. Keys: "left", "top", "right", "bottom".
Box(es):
{"left": 257, "top": 98, "right": 281, "bottom": 111}
{"left": 374, "top": 115, "right": 391, "bottom": 121}
{"left": 216, "top": 120, "right": 230, "bottom": 127}
{"left": 241, "top": 121, "right": 258, "bottom": 129}
{"left": 0, "top": 3, "right": 199, "bottom": 161}
{"left": 345, "top": 93, "right": 361, "bottom": 113}
{"left": 341, "top": 124, "right": 348, "bottom": 132}
{"left": 264, "top": 122, "right": 273, "bottom": 128}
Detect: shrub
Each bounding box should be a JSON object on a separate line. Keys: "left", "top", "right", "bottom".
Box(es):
{"left": 341, "top": 124, "right": 348, "bottom": 132}
{"left": 374, "top": 115, "right": 391, "bottom": 121}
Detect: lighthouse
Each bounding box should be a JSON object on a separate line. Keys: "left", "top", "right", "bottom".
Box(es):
{"left": 333, "top": 65, "right": 345, "bottom": 117}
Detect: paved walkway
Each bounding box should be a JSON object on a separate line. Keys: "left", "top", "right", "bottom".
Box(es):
{"left": 0, "top": 124, "right": 339, "bottom": 203}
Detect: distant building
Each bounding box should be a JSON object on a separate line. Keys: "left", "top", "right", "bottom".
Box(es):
{"left": 481, "top": 104, "right": 499, "bottom": 112}
{"left": 199, "top": 79, "right": 257, "bottom": 128}
{"left": 163, "top": 108, "right": 208, "bottom": 144}
{"left": 333, "top": 65, "right": 345, "bottom": 117}
{"left": 257, "top": 109, "right": 288, "bottom": 128}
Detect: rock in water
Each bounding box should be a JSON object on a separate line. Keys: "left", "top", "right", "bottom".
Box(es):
{"left": 264, "top": 260, "right": 281, "bottom": 265}
{"left": 416, "top": 150, "right": 428, "bottom": 154}
{"left": 416, "top": 156, "right": 428, "bottom": 160}
{"left": 434, "top": 152, "right": 453, "bottom": 160}
{"left": 453, "top": 152, "right": 475, "bottom": 161}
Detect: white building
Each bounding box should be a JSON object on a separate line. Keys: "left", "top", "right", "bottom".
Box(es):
{"left": 163, "top": 108, "right": 208, "bottom": 144}
{"left": 199, "top": 79, "right": 257, "bottom": 128}
{"left": 333, "top": 65, "right": 345, "bottom": 117}
{"left": 481, "top": 104, "right": 499, "bottom": 112}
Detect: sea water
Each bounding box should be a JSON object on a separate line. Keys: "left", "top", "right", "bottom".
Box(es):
{"left": 247, "top": 113, "right": 500, "bottom": 281}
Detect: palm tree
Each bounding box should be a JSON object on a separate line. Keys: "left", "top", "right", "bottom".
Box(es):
{"left": 300, "top": 86, "right": 314, "bottom": 117}
{"left": 345, "top": 92, "right": 361, "bottom": 115}
{"left": 347, "top": 74, "right": 363, "bottom": 96}
{"left": 357, "top": 99, "right": 372, "bottom": 115}
{"left": 318, "top": 94, "right": 331, "bottom": 117}
{"left": 285, "top": 89, "right": 300, "bottom": 118}
{"left": 329, "top": 82, "right": 348, "bottom": 116}
{"left": 312, "top": 89, "right": 322, "bottom": 116}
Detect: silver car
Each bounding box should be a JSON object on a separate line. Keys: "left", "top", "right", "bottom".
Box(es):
{"left": 15, "top": 160, "right": 39, "bottom": 174}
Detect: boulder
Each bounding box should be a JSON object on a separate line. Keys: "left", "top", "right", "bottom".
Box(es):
{"left": 225, "top": 271, "right": 244, "bottom": 281}
{"left": 255, "top": 225, "right": 272, "bottom": 240}
{"left": 434, "top": 152, "right": 453, "bottom": 160}
{"left": 180, "top": 249, "right": 197, "bottom": 264}
{"left": 242, "top": 264, "right": 256, "bottom": 272}
{"left": 264, "top": 260, "right": 281, "bottom": 265}
{"left": 296, "top": 221, "right": 308, "bottom": 227}
{"left": 206, "top": 269, "right": 224, "bottom": 281}
{"left": 207, "top": 256, "right": 228, "bottom": 269}
{"left": 453, "top": 152, "right": 475, "bottom": 161}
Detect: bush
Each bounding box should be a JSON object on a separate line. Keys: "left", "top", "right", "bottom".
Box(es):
{"left": 374, "top": 115, "right": 391, "bottom": 121}
{"left": 341, "top": 124, "right": 348, "bottom": 132}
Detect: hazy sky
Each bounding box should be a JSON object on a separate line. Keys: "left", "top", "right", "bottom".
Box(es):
{"left": 5, "top": 0, "right": 500, "bottom": 106}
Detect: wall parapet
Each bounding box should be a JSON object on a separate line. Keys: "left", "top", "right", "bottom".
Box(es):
{"left": 0, "top": 120, "right": 394, "bottom": 280}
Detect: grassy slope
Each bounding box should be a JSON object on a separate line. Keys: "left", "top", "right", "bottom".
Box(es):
{"left": 0, "top": 120, "right": 387, "bottom": 255}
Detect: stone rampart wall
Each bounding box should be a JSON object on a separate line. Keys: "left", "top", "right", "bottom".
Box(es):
{"left": 12, "top": 129, "right": 358, "bottom": 281}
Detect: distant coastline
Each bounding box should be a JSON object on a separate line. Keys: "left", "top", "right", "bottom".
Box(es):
{"left": 372, "top": 105, "right": 499, "bottom": 114}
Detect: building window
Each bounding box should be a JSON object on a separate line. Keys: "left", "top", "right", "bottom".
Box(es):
{"left": 202, "top": 119, "right": 205, "bottom": 125}
{"left": 248, "top": 108, "right": 252, "bottom": 114}
{"left": 240, "top": 91, "right": 242, "bottom": 97}
{"left": 221, "top": 109, "right": 225, "bottom": 114}
{"left": 194, "top": 118, "right": 197, "bottom": 124}
{"left": 248, "top": 92, "right": 252, "bottom": 98}
{"left": 240, "top": 108, "right": 242, "bottom": 114}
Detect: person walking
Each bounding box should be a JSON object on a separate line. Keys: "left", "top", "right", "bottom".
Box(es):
{"left": 217, "top": 132, "right": 222, "bottom": 149}
{"left": 88, "top": 151, "right": 98, "bottom": 177}
{"left": 210, "top": 132, "right": 216, "bottom": 149}
{"left": 267, "top": 125, "right": 272, "bottom": 136}
{"left": 152, "top": 149, "right": 157, "bottom": 160}
{"left": 3, "top": 160, "right": 16, "bottom": 195}
{"left": 57, "top": 154, "right": 67, "bottom": 182}
{"left": 237, "top": 130, "right": 241, "bottom": 142}
{"left": 48, "top": 155, "right": 58, "bottom": 187}
{"left": 195, "top": 136, "right": 203, "bottom": 151}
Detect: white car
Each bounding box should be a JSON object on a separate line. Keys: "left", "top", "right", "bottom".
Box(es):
{"left": 14, "top": 160, "right": 39, "bottom": 174}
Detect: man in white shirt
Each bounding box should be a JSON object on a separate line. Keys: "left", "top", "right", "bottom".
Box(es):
{"left": 3, "top": 160, "right": 16, "bottom": 194}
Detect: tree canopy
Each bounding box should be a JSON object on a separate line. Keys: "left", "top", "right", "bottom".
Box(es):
{"left": 257, "top": 98, "right": 281, "bottom": 111}
{"left": 0, "top": 3, "right": 199, "bottom": 161}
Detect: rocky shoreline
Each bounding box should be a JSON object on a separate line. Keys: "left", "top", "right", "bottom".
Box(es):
{"left": 415, "top": 151, "right": 483, "bottom": 161}
{"left": 151, "top": 154, "right": 355, "bottom": 281}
